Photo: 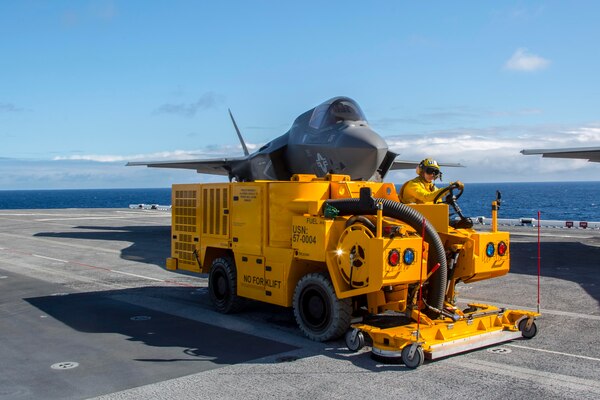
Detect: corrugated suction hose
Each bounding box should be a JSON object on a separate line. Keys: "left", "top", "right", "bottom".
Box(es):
{"left": 324, "top": 190, "right": 447, "bottom": 316}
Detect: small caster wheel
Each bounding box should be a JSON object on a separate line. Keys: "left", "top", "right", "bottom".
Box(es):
{"left": 519, "top": 318, "right": 538, "bottom": 339}
{"left": 345, "top": 329, "right": 365, "bottom": 352}
{"left": 401, "top": 344, "right": 424, "bottom": 369}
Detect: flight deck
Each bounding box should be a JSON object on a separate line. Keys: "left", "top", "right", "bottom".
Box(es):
{"left": 1, "top": 208, "right": 599, "bottom": 399}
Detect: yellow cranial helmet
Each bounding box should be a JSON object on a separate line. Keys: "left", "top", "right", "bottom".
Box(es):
{"left": 417, "top": 158, "right": 441, "bottom": 177}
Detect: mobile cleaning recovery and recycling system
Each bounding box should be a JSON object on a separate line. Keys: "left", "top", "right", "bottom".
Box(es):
{"left": 166, "top": 174, "right": 539, "bottom": 368}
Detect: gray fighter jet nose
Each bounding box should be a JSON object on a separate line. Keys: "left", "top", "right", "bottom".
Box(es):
{"left": 284, "top": 115, "right": 385, "bottom": 175}
{"left": 335, "top": 125, "right": 389, "bottom": 179}
{"left": 342, "top": 125, "right": 388, "bottom": 150}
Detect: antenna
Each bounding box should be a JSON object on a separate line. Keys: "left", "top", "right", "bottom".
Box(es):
{"left": 228, "top": 108, "right": 249, "bottom": 156}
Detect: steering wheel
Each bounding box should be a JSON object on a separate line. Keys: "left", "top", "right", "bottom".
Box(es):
{"left": 433, "top": 183, "right": 464, "bottom": 204}
{"left": 433, "top": 183, "right": 472, "bottom": 229}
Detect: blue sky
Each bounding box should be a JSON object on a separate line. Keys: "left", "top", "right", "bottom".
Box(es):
{"left": 1, "top": 1, "right": 599, "bottom": 189}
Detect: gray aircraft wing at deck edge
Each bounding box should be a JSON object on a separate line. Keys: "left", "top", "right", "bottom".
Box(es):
{"left": 126, "top": 157, "right": 245, "bottom": 176}
{"left": 521, "top": 146, "right": 600, "bottom": 162}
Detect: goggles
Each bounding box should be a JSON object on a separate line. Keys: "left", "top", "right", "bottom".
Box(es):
{"left": 424, "top": 167, "right": 440, "bottom": 176}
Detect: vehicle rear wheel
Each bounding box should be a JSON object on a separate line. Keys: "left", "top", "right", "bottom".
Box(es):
{"left": 208, "top": 256, "right": 245, "bottom": 313}
{"left": 293, "top": 272, "right": 352, "bottom": 341}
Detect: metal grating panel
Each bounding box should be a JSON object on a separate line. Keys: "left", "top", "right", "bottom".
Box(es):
{"left": 202, "top": 186, "right": 229, "bottom": 237}
{"left": 174, "top": 234, "right": 196, "bottom": 265}
{"left": 173, "top": 190, "right": 197, "bottom": 233}
{"left": 172, "top": 189, "right": 199, "bottom": 267}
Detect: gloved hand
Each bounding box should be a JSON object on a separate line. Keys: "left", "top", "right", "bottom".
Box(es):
{"left": 452, "top": 180, "right": 464, "bottom": 190}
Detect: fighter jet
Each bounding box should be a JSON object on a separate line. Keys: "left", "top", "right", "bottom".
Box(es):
{"left": 128, "top": 97, "right": 459, "bottom": 181}
{"left": 521, "top": 147, "right": 600, "bottom": 162}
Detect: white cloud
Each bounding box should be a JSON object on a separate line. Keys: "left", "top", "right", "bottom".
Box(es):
{"left": 561, "top": 125, "right": 600, "bottom": 143}
{"left": 154, "top": 92, "right": 223, "bottom": 118}
{"left": 52, "top": 152, "right": 197, "bottom": 163}
{"left": 60, "top": 1, "right": 117, "bottom": 27}
{"left": 372, "top": 106, "right": 544, "bottom": 128}
{"left": 0, "top": 102, "right": 25, "bottom": 113}
{"left": 90, "top": 0, "right": 117, "bottom": 21}
{"left": 504, "top": 48, "right": 550, "bottom": 72}
{"left": 52, "top": 143, "right": 259, "bottom": 163}
{"left": 385, "top": 123, "right": 600, "bottom": 183}
{"left": 0, "top": 158, "right": 225, "bottom": 190}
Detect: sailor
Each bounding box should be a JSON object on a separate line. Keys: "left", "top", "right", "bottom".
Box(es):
{"left": 399, "top": 158, "right": 463, "bottom": 204}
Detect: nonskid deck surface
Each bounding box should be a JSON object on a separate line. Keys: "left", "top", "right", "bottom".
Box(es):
{"left": 1, "top": 209, "right": 599, "bottom": 400}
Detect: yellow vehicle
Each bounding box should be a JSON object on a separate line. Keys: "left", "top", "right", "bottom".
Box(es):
{"left": 166, "top": 174, "right": 539, "bottom": 368}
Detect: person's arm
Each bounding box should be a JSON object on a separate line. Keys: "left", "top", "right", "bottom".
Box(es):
{"left": 417, "top": 185, "right": 446, "bottom": 203}
{"left": 403, "top": 181, "right": 446, "bottom": 203}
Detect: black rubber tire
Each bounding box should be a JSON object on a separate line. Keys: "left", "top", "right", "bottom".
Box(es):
{"left": 293, "top": 272, "right": 352, "bottom": 341}
{"left": 345, "top": 329, "right": 365, "bottom": 352}
{"left": 519, "top": 319, "right": 538, "bottom": 339}
{"left": 401, "top": 344, "right": 425, "bottom": 369}
{"left": 208, "top": 256, "right": 245, "bottom": 314}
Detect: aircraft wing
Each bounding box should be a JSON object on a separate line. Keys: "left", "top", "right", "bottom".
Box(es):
{"left": 390, "top": 160, "right": 464, "bottom": 170}
{"left": 126, "top": 157, "right": 247, "bottom": 176}
{"left": 520, "top": 147, "right": 600, "bottom": 162}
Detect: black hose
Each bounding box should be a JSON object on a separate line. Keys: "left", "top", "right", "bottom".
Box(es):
{"left": 324, "top": 196, "right": 447, "bottom": 316}
{"left": 345, "top": 215, "right": 377, "bottom": 233}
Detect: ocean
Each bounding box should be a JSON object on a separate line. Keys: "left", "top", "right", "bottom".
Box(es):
{"left": 0, "top": 182, "right": 599, "bottom": 222}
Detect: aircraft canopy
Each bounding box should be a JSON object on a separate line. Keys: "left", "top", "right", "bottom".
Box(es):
{"left": 309, "top": 98, "right": 366, "bottom": 129}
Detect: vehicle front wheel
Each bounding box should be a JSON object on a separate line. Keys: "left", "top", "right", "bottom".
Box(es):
{"left": 293, "top": 272, "right": 352, "bottom": 342}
